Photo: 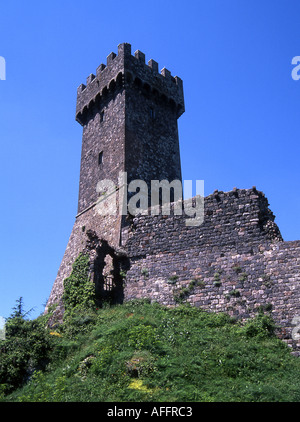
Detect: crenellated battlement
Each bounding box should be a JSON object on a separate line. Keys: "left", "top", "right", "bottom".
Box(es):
{"left": 75, "top": 43, "right": 184, "bottom": 125}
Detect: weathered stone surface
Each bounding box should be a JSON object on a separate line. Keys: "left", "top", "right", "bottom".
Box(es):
{"left": 46, "top": 44, "right": 300, "bottom": 349}
{"left": 46, "top": 43, "right": 184, "bottom": 316}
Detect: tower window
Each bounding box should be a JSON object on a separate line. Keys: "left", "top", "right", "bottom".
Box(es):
{"left": 98, "top": 151, "right": 103, "bottom": 165}
{"left": 150, "top": 107, "right": 156, "bottom": 119}
{"left": 100, "top": 111, "right": 105, "bottom": 122}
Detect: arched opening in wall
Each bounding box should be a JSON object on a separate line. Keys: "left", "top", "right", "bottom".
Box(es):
{"left": 116, "top": 72, "right": 123, "bottom": 87}
{"left": 161, "top": 94, "right": 168, "bottom": 104}
{"left": 102, "top": 86, "right": 108, "bottom": 98}
{"left": 125, "top": 71, "right": 133, "bottom": 84}
{"left": 95, "top": 93, "right": 101, "bottom": 110}
{"left": 82, "top": 106, "right": 88, "bottom": 122}
{"left": 169, "top": 98, "right": 176, "bottom": 112}
{"left": 133, "top": 77, "right": 142, "bottom": 89}
{"left": 143, "top": 82, "right": 151, "bottom": 97}
{"left": 92, "top": 240, "right": 129, "bottom": 307}
{"left": 109, "top": 79, "right": 116, "bottom": 92}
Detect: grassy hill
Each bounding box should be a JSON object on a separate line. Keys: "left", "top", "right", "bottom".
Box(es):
{"left": 1, "top": 299, "right": 300, "bottom": 402}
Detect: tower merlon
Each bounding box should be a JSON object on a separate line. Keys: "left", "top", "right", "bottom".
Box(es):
{"left": 134, "top": 49, "right": 145, "bottom": 63}
{"left": 161, "top": 67, "right": 171, "bottom": 78}
{"left": 75, "top": 43, "right": 185, "bottom": 125}
{"left": 148, "top": 59, "right": 158, "bottom": 73}
{"left": 107, "top": 52, "right": 117, "bottom": 65}
{"left": 86, "top": 73, "right": 96, "bottom": 85}
{"left": 96, "top": 63, "right": 106, "bottom": 76}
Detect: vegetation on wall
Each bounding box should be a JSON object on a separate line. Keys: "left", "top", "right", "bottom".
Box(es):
{"left": 62, "top": 253, "right": 95, "bottom": 319}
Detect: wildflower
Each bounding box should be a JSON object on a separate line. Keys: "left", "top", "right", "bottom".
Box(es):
{"left": 128, "top": 379, "right": 152, "bottom": 393}
{"left": 50, "top": 331, "right": 62, "bottom": 337}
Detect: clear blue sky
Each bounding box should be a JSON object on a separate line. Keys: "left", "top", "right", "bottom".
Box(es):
{"left": 0, "top": 0, "right": 299, "bottom": 319}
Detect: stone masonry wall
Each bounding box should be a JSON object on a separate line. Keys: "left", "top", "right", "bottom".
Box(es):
{"left": 46, "top": 186, "right": 300, "bottom": 348}
{"left": 123, "top": 188, "right": 300, "bottom": 348}
{"left": 45, "top": 203, "right": 123, "bottom": 318}
{"left": 46, "top": 42, "right": 186, "bottom": 319}
{"left": 77, "top": 89, "right": 126, "bottom": 214}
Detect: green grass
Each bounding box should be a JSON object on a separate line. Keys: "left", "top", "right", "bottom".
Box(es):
{"left": 2, "top": 300, "right": 300, "bottom": 402}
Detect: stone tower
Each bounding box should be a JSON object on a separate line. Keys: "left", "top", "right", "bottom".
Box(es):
{"left": 76, "top": 42, "right": 184, "bottom": 215}
{"left": 46, "top": 43, "right": 185, "bottom": 315}
{"left": 45, "top": 44, "right": 300, "bottom": 350}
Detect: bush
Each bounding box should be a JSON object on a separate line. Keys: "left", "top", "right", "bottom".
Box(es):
{"left": 0, "top": 299, "right": 55, "bottom": 393}
{"left": 242, "top": 314, "right": 276, "bottom": 339}
{"left": 128, "top": 324, "right": 160, "bottom": 351}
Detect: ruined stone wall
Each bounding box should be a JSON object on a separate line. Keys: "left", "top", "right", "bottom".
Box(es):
{"left": 123, "top": 188, "right": 300, "bottom": 348}
{"left": 46, "top": 186, "right": 300, "bottom": 348}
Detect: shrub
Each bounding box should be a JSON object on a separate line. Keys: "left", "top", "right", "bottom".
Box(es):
{"left": 239, "top": 273, "right": 248, "bottom": 282}
{"left": 128, "top": 325, "right": 160, "bottom": 351}
{"left": 125, "top": 351, "right": 157, "bottom": 378}
{"left": 141, "top": 268, "right": 149, "bottom": 277}
{"left": 90, "top": 345, "right": 115, "bottom": 375}
{"left": 243, "top": 314, "right": 276, "bottom": 339}
{"left": 0, "top": 299, "right": 55, "bottom": 393}
{"left": 229, "top": 289, "right": 240, "bottom": 297}
{"left": 167, "top": 275, "right": 179, "bottom": 284}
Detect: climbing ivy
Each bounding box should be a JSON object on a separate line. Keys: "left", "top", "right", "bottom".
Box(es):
{"left": 63, "top": 253, "right": 96, "bottom": 319}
